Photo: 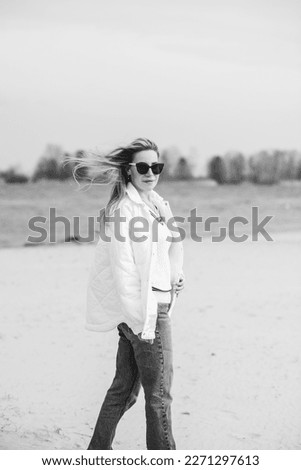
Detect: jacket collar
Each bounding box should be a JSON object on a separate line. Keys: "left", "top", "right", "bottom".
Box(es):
{"left": 125, "top": 182, "right": 163, "bottom": 206}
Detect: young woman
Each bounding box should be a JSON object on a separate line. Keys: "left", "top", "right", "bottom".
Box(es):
{"left": 75, "top": 138, "right": 184, "bottom": 450}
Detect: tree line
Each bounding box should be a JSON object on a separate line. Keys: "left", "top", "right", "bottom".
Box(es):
{"left": 208, "top": 149, "right": 301, "bottom": 184}
{"left": 1, "top": 144, "right": 301, "bottom": 185}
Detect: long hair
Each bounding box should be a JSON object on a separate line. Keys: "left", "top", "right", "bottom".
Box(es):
{"left": 66, "top": 138, "right": 159, "bottom": 219}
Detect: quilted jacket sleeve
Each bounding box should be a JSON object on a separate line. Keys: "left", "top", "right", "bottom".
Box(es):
{"left": 108, "top": 203, "right": 144, "bottom": 331}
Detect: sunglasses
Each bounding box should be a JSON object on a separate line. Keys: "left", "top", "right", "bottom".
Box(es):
{"left": 128, "top": 162, "right": 164, "bottom": 175}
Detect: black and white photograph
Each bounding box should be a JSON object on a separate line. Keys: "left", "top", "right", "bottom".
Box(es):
{"left": 0, "top": 0, "right": 300, "bottom": 458}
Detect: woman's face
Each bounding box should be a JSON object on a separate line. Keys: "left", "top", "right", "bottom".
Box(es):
{"left": 129, "top": 150, "right": 160, "bottom": 192}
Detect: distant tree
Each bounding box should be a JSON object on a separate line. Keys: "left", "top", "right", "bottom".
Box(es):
{"left": 43, "top": 144, "right": 64, "bottom": 165}
{"left": 32, "top": 144, "right": 64, "bottom": 181}
{"left": 297, "top": 157, "right": 301, "bottom": 180}
{"left": 159, "top": 150, "right": 172, "bottom": 180}
{"left": 208, "top": 156, "right": 227, "bottom": 184}
{"left": 223, "top": 151, "right": 246, "bottom": 184}
{"left": 284, "top": 150, "right": 301, "bottom": 179}
{"left": 0, "top": 167, "right": 29, "bottom": 184}
{"left": 249, "top": 150, "right": 281, "bottom": 184}
{"left": 173, "top": 157, "right": 193, "bottom": 180}
{"left": 32, "top": 156, "right": 59, "bottom": 181}
{"left": 269, "top": 149, "right": 301, "bottom": 181}
{"left": 159, "top": 146, "right": 182, "bottom": 180}
{"left": 272, "top": 150, "right": 287, "bottom": 180}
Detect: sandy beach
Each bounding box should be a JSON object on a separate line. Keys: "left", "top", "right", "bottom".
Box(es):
{"left": 1, "top": 233, "right": 301, "bottom": 450}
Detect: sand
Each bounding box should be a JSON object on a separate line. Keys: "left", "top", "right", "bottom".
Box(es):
{"left": 0, "top": 233, "right": 301, "bottom": 450}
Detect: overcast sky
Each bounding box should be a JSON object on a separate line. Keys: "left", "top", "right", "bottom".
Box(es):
{"left": 0, "top": 0, "right": 300, "bottom": 174}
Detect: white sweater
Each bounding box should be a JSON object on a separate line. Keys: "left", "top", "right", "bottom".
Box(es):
{"left": 150, "top": 212, "right": 172, "bottom": 303}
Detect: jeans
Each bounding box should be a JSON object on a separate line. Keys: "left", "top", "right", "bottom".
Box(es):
{"left": 87, "top": 302, "right": 175, "bottom": 450}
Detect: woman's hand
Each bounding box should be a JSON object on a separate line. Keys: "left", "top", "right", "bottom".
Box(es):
{"left": 175, "top": 275, "right": 185, "bottom": 294}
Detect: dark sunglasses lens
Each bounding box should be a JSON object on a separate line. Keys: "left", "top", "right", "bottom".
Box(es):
{"left": 135, "top": 162, "right": 164, "bottom": 175}
{"left": 152, "top": 163, "right": 164, "bottom": 175}
{"left": 136, "top": 163, "right": 149, "bottom": 174}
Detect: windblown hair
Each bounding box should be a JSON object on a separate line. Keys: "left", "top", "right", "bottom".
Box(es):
{"left": 66, "top": 138, "right": 159, "bottom": 219}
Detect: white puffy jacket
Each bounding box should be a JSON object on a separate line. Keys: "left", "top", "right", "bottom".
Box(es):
{"left": 86, "top": 182, "right": 184, "bottom": 340}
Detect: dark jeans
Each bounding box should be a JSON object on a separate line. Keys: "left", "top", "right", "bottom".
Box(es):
{"left": 87, "top": 303, "right": 175, "bottom": 450}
